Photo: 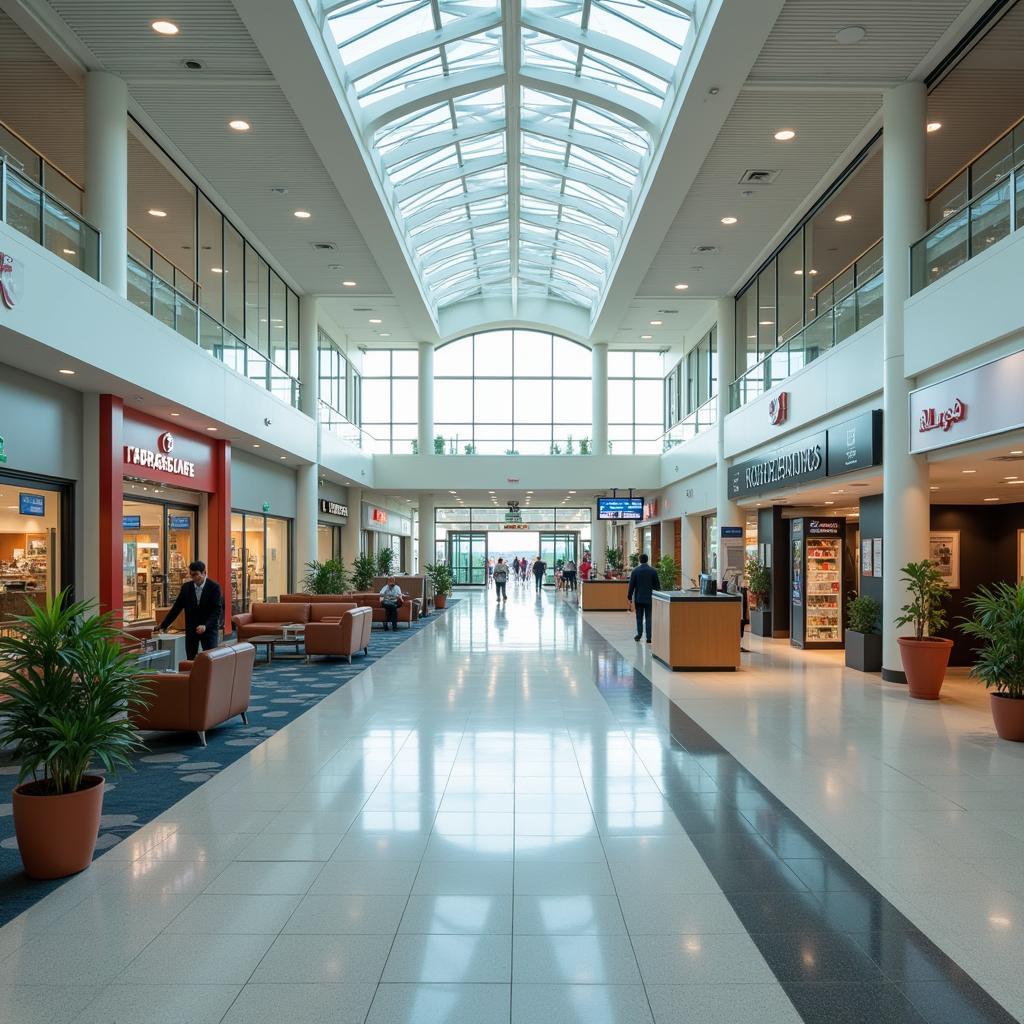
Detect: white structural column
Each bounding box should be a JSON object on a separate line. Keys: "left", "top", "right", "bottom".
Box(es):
{"left": 84, "top": 72, "right": 128, "bottom": 297}
{"left": 659, "top": 519, "right": 675, "bottom": 570}
{"left": 715, "top": 296, "right": 742, "bottom": 532}
{"left": 294, "top": 295, "right": 320, "bottom": 580}
{"left": 418, "top": 342, "right": 434, "bottom": 455}
{"left": 591, "top": 519, "right": 607, "bottom": 573}
{"left": 591, "top": 342, "right": 608, "bottom": 457}
{"left": 418, "top": 493, "right": 435, "bottom": 573}
{"left": 80, "top": 393, "right": 101, "bottom": 604}
{"left": 341, "top": 486, "right": 363, "bottom": 566}
{"left": 681, "top": 513, "right": 702, "bottom": 587}
{"left": 881, "top": 83, "right": 931, "bottom": 681}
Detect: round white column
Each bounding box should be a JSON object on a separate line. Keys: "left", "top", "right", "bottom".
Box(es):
{"left": 715, "top": 296, "right": 742, "bottom": 531}
{"left": 299, "top": 294, "right": 319, "bottom": 420}
{"left": 418, "top": 493, "right": 435, "bottom": 573}
{"left": 881, "top": 82, "right": 931, "bottom": 681}
{"left": 84, "top": 71, "right": 128, "bottom": 297}
{"left": 418, "top": 342, "right": 434, "bottom": 456}
{"left": 591, "top": 518, "right": 607, "bottom": 573}
{"left": 295, "top": 463, "right": 318, "bottom": 582}
{"left": 591, "top": 342, "right": 608, "bottom": 457}
{"left": 341, "top": 487, "right": 363, "bottom": 566}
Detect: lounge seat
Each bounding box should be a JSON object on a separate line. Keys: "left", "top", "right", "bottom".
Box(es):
{"left": 305, "top": 606, "right": 372, "bottom": 663}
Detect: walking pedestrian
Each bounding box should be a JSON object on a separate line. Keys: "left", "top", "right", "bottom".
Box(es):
{"left": 627, "top": 552, "right": 659, "bottom": 643}
{"left": 532, "top": 557, "right": 547, "bottom": 593}
{"left": 563, "top": 558, "right": 578, "bottom": 591}
{"left": 493, "top": 557, "right": 509, "bottom": 602}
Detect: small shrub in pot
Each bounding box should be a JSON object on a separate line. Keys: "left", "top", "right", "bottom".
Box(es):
{"left": 845, "top": 595, "right": 881, "bottom": 673}
{"left": 894, "top": 560, "right": 952, "bottom": 699}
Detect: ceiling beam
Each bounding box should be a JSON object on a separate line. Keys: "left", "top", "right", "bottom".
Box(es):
{"left": 381, "top": 120, "right": 504, "bottom": 169}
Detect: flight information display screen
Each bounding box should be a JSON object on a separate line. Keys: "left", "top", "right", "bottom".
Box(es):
{"left": 596, "top": 497, "right": 644, "bottom": 520}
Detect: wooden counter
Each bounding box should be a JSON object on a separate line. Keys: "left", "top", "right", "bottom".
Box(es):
{"left": 580, "top": 579, "right": 630, "bottom": 611}
{"left": 651, "top": 591, "right": 742, "bottom": 671}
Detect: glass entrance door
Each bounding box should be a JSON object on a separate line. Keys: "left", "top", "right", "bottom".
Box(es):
{"left": 540, "top": 532, "right": 579, "bottom": 585}
{"left": 447, "top": 532, "right": 487, "bottom": 585}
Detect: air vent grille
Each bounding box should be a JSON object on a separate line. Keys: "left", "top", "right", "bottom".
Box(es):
{"left": 313, "top": 242, "right": 335, "bottom": 251}
{"left": 739, "top": 169, "right": 780, "bottom": 185}
{"left": 692, "top": 245, "right": 719, "bottom": 255}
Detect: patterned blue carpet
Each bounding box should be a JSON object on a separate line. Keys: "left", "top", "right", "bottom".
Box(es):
{"left": 0, "top": 605, "right": 451, "bottom": 926}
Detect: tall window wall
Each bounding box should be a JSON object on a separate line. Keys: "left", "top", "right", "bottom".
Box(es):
{"left": 664, "top": 326, "right": 718, "bottom": 432}
{"left": 609, "top": 351, "right": 663, "bottom": 454}
{"left": 318, "top": 328, "right": 361, "bottom": 425}
{"left": 361, "top": 350, "right": 418, "bottom": 454}
{"left": 433, "top": 331, "right": 592, "bottom": 454}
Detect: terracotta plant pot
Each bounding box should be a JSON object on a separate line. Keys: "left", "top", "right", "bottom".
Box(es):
{"left": 434, "top": 594, "right": 447, "bottom": 609}
{"left": 897, "top": 636, "right": 953, "bottom": 700}
{"left": 12, "top": 775, "right": 104, "bottom": 879}
{"left": 990, "top": 693, "right": 1024, "bottom": 742}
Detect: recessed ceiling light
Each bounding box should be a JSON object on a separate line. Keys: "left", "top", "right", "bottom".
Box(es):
{"left": 380, "top": 333, "right": 391, "bottom": 337}
{"left": 450, "top": 490, "right": 457, "bottom": 494}
{"left": 229, "top": 119, "right": 250, "bottom": 131}
{"left": 984, "top": 497, "right": 1000, "bottom": 502}
{"left": 721, "top": 216, "right": 738, "bottom": 225}
{"left": 369, "top": 318, "right": 382, "bottom": 324}
{"left": 148, "top": 209, "right": 167, "bottom": 217}
{"left": 650, "top": 320, "right": 662, "bottom": 326}
{"left": 210, "top": 267, "right": 223, "bottom": 274}
{"left": 674, "top": 283, "right": 689, "bottom": 290}
{"left": 569, "top": 490, "right": 576, "bottom": 494}
{"left": 253, "top": 443, "right": 261, "bottom": 448}
{"left": 835, "top": 214, "right": 853, "bottom": 223}
{"left": 62, "top": 248, "right": 76, "bottom": 255}
{"left": 169, "top": 412, "right": 180, "bottom": 417}
{"left": 343, "top": 281, "right": 356, "bottom": 287}
{"left": 930, "top": 486, "right": 939, "bottom": 491}
{"left": 279, "top": 455, "right": 287, "bottom": 460}
{"left": 1008, "top": 481, "right": 1024, "bottom": 486}
{"left": 793, "top": 269, "right": 803, "bottom": 275}
{"left": 293, "top": 210, "right": 311, "bottom": 219}
{"left": 58, "top": 368, "right": 75, "bottom": 375}
{"left": 835, "top": 25, "right": 866, "bottom": 45}
{"left": 824, "top": 501, "right": 835, "bottom": 505}
{"left": 206, "top": 426, "right": 218, "bottom": 431}
{"left": 151, "top": 20, "right": 178, "bottom": 35}
{"left": 962, "top": 469, "right": 976, "bottom": 474}
{"left": 1005, "top": 476, "right": 1018, "bottom": 480}
{"left": 759, "top": 320, "right": 774, "bottom": 326}
{"left": 640, "top": 334, "right": 652, "bottom": 340}
{"left": 927, "top": 122, "right": 942, "bottom": 133}
{"left": 1011, "top": 451, "right": 1024, "bottom": 456}
{"left": 774, "top": 129, "right": 796, "bottom": 141}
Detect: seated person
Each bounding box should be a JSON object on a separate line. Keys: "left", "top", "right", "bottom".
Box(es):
{"left": 379, "top": 576, "right": 404, "bottom": 631}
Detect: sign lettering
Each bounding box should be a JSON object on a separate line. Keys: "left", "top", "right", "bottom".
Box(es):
{"left": 318, "top": 499, "right": 349, "bottom": 517}
{"left": 919, "top": 398, "right": 967, "bottom": 434}
{"left": 0, "top": 253, "right": 20, "bottom": 309}
{"left": 124, "top": 442, "right": 196, "bottom": 479}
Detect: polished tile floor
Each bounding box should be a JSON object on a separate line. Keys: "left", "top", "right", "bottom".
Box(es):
{"left": 0, "top": 584, "right": 1020, "bottom": 1023}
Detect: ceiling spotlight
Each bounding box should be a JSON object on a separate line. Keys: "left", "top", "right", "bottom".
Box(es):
{"left": 1012, "top": 451, "right": 1024, "bottom": 455}
{"left": 151, "top": 20, "right": 179, "bottom": 35}
{"left": 640, "top": 334, "right": 652, "bottom": 340}
{"left": 674, "top": 283, "right": 689, "bottom": 290}
{"left": 824, "top": 501, "right": 835, "bottom": 505}
{"left": 206, "top": 426, "right": 218, "bottom": 431}
{"left": 210, "top": 267, "right": 223, "bottom": 274}
{"left": 808, "top": 269, "right": 819, "bottom": 275}
{"left": 252, "top": 443, "right": 261, "bottom": 448}
{"left": 293, "top": 210, "right": 312, "bottom": 219}
{"left": 380, "top": 332, "right": 391, "bottom": 337}
{"left": 793, "top": 269, "right": 803, "bottom": 275}
{"left": 962, "top": 469, "right": 977, "bottom": 474}
{"left": 62, "top": 248, "right": 76, "bottom": 255}
{"left": 279, "top": 455, "right": 287, "bottom": 460}
{"left": 148, "top": 209, "right": 167, "bottom": 217}
{"left": 229, "top": 119, "right": 251, "bottom": 131}
{"left": 930, "top": 486, "right": 939, "bottom": 491}
{"left": 369, "top": 318, "right": 382, "bottom": 324}
{"left": 835, "top": 214, "right": 853, "bottom": 223}
{"left": 58, "top": 368, "right": 75, "bottom": 375}
{"left": 650, "top": 320, "right": 662, "bottom": 326}
{"left": 721, "top": 216, "right": 738, "bottom": 225}
{"left": 835, "top": 25, "right": 866, "bottom": 45}
{"left": 927, "top": 122, "right": 942, "bottom": 133}
{"left": 774, "top": 129, "right": 796, "bottom": 141}
{"left": 343, "top": 281, "right": 356, "bottom": 287}
{"left": 169, "top": 412, "right": 180, "bottom": 417}
{"left": 984, "top": 497, "right": 1000, "bottom": 502}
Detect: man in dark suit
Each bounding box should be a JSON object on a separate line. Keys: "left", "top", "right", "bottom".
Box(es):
{"left": 627, "top": 552, "right": 660, "bottom": 643}
{"left": 158, "top": 560, "right": 224, "bottom": 659}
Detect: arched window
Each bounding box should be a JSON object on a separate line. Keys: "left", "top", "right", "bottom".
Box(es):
{"left": 433, "top": 330, "right": 592, "bottom": 454}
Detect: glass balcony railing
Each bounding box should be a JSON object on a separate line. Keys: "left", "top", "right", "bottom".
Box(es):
{"left": 911, "top": 159, "right": 1023, "bottom": 294}
{"left": 659, "top": 394, "right": 717, "bottom": 452}
{"left": 0, "top": 159, "right": 100, "bottom": 279}
{"left": 318, "top": 401, "right": 381, "bottom": 450}
{"left": 128, "top": 255, "right": 301, "bottom": 407}
{"left": 730, "top": 272, "right": 883, "bottom": 410}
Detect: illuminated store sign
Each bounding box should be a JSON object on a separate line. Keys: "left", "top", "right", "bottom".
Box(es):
{"left": 728, "top": 434, "right": 826, "bottom": 498}
{"left": 318, "top": 499, "right": 349, "bottom": 518}
{"left": 124, "top": 432, "right": 196, "bottom": 479}
{"left": 918, "top": 398, "right": 967, "bottom": 434}
{"left": 768, "top": 391, "right": 789, "bottom": 426}
{"left": 0, "top": 253, "right": 21, "bottom": 309}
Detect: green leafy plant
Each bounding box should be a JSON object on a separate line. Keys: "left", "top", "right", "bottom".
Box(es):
{"left": 410, "top": 440, "right": 419, "bottom": 455}
{"left": 376, "top": 546, "right": 395, "bottom": 577}
{"left": 302, "top": 558, "right": 349, "bottom": 595}
{"left": 351, "top": 553, "right": 378, "bottom": 592}
{"left": 504, "top": 449, "right": 520, "bottom": 456}
{"left": 894, "top": 560, "right": 950, "bottom": 640}
{"left": 745, "top": 555, "right": 771, "bottom": 605}
{"left": 549, "top": 442, "right": 562, "bottom": 455}
{"left": 464, "top": 443, "right": 476, "bottom": 455}
{"left": 579, "top": 437, "right": 590, "bottom": 455}
{"left": 433, "top": 435, "right": 446, "bottom": 455}
{"left": 960, "top": 582, "right": 1024, "bottom": 699}
{"left": 424, "top": 562, "right": 454, "bottom": 598}
{"left": 0, "top": 593, "right": 151, "bottom": 795}
{"left": 605, "top": 547, "right": 623, "bottom": 572}
{"left": 628, "top": 552, "right": 640, "bottom": 569}
{"left": 655, "top": 554, "right": 682, "bottom": 591}
{"left": 847, "top": 595, "right": 881, "bottom": 635}
{"left": 565, "top": 436, "right": 575, "bottom": 456}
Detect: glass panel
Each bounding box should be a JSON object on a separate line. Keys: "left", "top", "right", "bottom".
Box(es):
{"left": 391, "top": 349, "right": 417, "bottom": 375}
{"left": 928, "top": 170, "right": 969, "bottom": 230}
{"left": 607, "top": 351, "right": 633, "bottom": 377}
{"left": 122, "top": 500, "right": 163, "bottom": 623}
{"left": 920, "top": 209, "right": 969, "bottom": 287}
{"left": 972, "top": 135, "right": 1013, "bottom": 195}
{"left": 735, "top": 285, "right": 758, "bottom": 371}
{"left": 475, "top": 331, "right": 513, "bottom": 376}
{"left": 166, "top": 508, "right": 196, "bottom": 605}
{"left": 230, "top": 513, "right": 246, "bottom": 615}
{"left": 514, "top": 331, "right": 552, "bottom": 376}
{"left": 833, "top": 291, "right": 857, "bottom": 346}
{"left": 265, "top": 516, "right": 289, "bottom": 602}
{"left": 6, "top": 169, "right": 42, "bottom": 243}
{"left": 245, "top": 242, "right": 261, "bottom": 346}
{"left": 257, "top": 254, "right": 270, "bottom": 353}
{"left": 198, "top": 194, "right": 223, "bottom": 319}
{"left": 391, "top": 379, "right": 418, "bottom": 422}
{"left": 288, "top": 289, "right": 300, "bottom": 377}
{"left": 244, "top": 517, "right": 266, "bottom": 607}
{"left": 776, "top": 230, "right": 803, "bottom": 340}
{"left": 968, "top": 179, "right": 1011, "bottom": 255}
{"left": 552, "top": 337, "right": 590, "bottom": 376}
{"left": 435, "top": 336, "right": 473, "bottom": 375}
{"left": 757, "top": 260, "right": 777, "bottom": 357}
{"left": 633, "top": 352, "right": 662, "bottom": 377}
{"left": 856, "top": 273, "right": 883, "bottom": 329}
{"left": 270, "top": 270, "right": 288, "bottom": 370}
{"left": 223, "top": 221, "right": 244, "bottom": 337}
{"left": 0, "top": 478, "right": 62, "bottom": 625}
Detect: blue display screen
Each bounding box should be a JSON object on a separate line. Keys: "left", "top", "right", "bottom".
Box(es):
{"left": 596, "top": 497, "right": 644, "bottom": 521}
{"left": 122, "top": 515, "right": 141, "bottom": 530}
{"left": 169, "top": 516, "right": 192, "bottom": 530}
{"left": 19, "top": 493, "right": 45, "bottom": 517}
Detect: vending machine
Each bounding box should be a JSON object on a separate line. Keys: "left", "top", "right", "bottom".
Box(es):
{"left": 790, "top": 517, "right": 845, "bottom": 649}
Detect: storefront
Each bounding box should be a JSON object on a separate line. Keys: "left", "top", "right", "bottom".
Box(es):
{"left": 98, "top": 396, "right": 231, "bottom": 622}
{"left": 317, "top": 496, "right": 349, "bottom": 563}
{"left": 363, "top": 502, "right": 412, "bottom": 571}
{"left": 230, "top": 512, "right": 290, "bottom": 614}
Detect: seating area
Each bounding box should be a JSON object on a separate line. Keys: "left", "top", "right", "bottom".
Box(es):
{"left": 305, "top": 604, "right": 372, "bottom": 663}
{"left": 280, "top": 591, "right": 423, "bottom": 627}
{"left": 129, "top": 641, "right": 256, "bottom": 746}
{"left": 232, "top": 601, "right": 356, "bottom": 641}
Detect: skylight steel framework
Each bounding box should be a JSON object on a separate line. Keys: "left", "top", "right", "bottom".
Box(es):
{"left": 322, "top": 0, "right": 696, "bottom": 319}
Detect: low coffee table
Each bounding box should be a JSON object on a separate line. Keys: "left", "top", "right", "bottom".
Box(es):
{"left": 248, "top": 633, "right": 305, "bottom": 665}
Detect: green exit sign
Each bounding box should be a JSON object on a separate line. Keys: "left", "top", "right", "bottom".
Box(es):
{"left": 0, "top": 435, "right": 7, "bottom": 463}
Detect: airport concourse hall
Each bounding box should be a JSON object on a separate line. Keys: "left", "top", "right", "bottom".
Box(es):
{"left": 5, "top": 2, "right": 1024, "bottom": 1023}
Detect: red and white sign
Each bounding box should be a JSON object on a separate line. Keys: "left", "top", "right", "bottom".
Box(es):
{"left": 371, "top": 508, "right": 388, "bottom": 524}
{"left": 768, "top": 391, "right": 789, "bottom": 426}
{"left": 122, "top": 411, "right": 218, "bottom": 490}
{"left": 910, "top": 351, "right": 1024, "bottom": 454}
{"left": 0, "top": 253, "right": 21, "bottom": 309}
{"left": 643, "top": 499, "right": 658, "bottom": 520}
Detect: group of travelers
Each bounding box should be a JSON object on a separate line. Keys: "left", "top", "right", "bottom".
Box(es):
{"left": 485, "top": 551, "right": 595, "bottom": 597}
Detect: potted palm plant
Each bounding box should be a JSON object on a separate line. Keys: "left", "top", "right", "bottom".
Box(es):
{"left": 0, "top": 593, "right": 150, "bottom": 879}
{"left": 351, "top": 553, "right": 377, "bottom": 592}
{"left": 302, "top": 558, "right": 348, "bottom": 595}
{"left": 655, "top": 555, "right": 681, "bottom": 591}
{"left": 425, "top": 563, "right": 454, "bottom": 609}
{"left": 845, "top": 594, "right": 882, "bottom": 673}
{"left": 605, "top": 547, "right": 623, "bottom": 579}
{"left": 745, "top": 555, "right": 772, "bottom": 636}
{"left": 895, "top": 560, "right": 952, "bottom": 700}
{"left": 960, "top": 582, "right": 1024, "bottom": 741}
{"left": 376, "top": 546, "right": 395, "bottom": 577}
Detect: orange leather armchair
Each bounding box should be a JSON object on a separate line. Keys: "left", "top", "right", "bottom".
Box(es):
{"left": 130, "top": 642, "right": 256, "bottom": 746}
{"left": 305, "top": 607, "right": 372, "bottom": 663}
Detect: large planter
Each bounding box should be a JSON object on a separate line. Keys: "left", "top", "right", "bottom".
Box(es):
{"left": 434, "top": 594, "right": 447, "bottom": 610}
{"left": 12, "top": 775, "right": 104, "bottom": 879}
{"left": 845, "top": 629, "right": 882, "bottom": 673}
{"left": 751, "top": 608, "right": 773, "bottom": 637}
{"left": 990, "top": 693, "right": 1024, "bottom": 742}
{"left": 897, "top": 636, "right": 953, "bottom": 700}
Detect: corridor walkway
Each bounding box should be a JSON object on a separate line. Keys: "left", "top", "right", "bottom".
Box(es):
{"left": 0, "top": 586, "right": 1018, "bottom": 1023}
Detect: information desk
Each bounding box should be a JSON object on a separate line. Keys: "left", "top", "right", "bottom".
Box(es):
{"left": 580, "top": 579, "right": 630, "bottom": 611}
{"left": 651, "top": 591, "right": 742, "bottom": 671}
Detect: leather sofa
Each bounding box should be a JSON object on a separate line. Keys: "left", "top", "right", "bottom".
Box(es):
{"left": 305, "top": 606, "right": 372, "bottom": 663}
{"left": 130, "top": 642, "right": 255, "bottom": 746}
{"left": 232, "top": 602, "right": 355, "bottom": 641}
{"left": 281, "top": 593, "right": 421, "bottom": 628}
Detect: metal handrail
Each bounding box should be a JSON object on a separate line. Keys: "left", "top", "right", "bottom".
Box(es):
{"left": 0, "top": 159, "right": 100, "bottom": 236}
{"left": 926, "top": 111, "right": 1024, "bottom": 203}
{"left": 660, "top": 394, "right": 717, "bottom": 452}
{"left": 0, "top": 118, "right": 85, "bottom": 193}
{"left": 127, "top": 253, "right": 197, "bottom": 307}
{"left": 810, "top": 237, "right": 882, "bottom": 304}
{"left": 128, "top": 227, "right": 200, "bottom": 295}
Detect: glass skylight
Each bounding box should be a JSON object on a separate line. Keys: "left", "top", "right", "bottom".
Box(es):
{"left": 323, "top": 0, "right": 696, "bottom": 317}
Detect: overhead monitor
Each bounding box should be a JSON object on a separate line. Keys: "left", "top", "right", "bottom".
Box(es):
{"left": 596, "top": 497, "right": 644, "bottom": 520}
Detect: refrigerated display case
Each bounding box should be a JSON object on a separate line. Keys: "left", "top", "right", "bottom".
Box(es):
{"left": 790, "top": 517, "right": 845, "bottom": 650}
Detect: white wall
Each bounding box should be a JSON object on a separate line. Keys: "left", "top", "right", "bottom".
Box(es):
{"left": 231, "top": 449, "right": 297, "bottom": 517}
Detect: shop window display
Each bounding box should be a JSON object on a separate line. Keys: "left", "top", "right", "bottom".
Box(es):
{"left": 0, "top": 477, "right": 65, "bottom": 624}
{"left": 231, "top": 511, "right": 292, "bottom": 614}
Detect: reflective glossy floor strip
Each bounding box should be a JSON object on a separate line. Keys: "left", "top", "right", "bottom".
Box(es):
{"left": 579, "top": 613, "right": 1019, "bottom": 1024}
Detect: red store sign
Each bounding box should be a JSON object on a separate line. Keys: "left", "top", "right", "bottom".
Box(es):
{"left": 371, "top": 508, "right": 388, "bottom": 524}
{"left": 918, "top": 398, "right": 967, "bottom": 434}
{"left": 768, "top": 391, "right": 789, "bottom": 426}
{"left": 0, "top": 252, "right": 21, "bottom": 309}
{"left": 122, "top": 410, "right": 218, "bottom": 492}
